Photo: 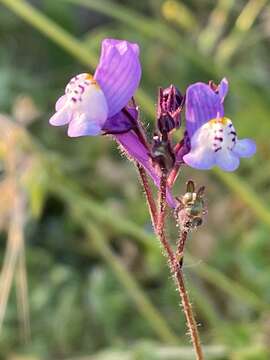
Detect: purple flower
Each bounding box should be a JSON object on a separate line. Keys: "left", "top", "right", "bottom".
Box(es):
{"left": 49, "top": 39, "right": 141, "bottom": 137}
{"left": 183, "top": 78, "right": 256, "bottom": 172}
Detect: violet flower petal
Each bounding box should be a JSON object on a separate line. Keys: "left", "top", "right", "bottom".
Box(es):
{"left": 232, "top": 138, "right": 256, "bottom": 158}
{"left": 94, "top": 39, "right": 141, "bottom": 117}
{"left": 185, "top": 82, "right": 224, "bottom": 139}
{"left": 215, "top": 149, "right": 240, "bottom": 172}
{"left": 218, "top": 78, "right": 229, "bottom": 103}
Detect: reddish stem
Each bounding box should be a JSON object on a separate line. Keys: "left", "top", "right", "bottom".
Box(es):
{"left": 136, "top": 163, "right": 204, "bottom": 360}
{"left": 136, "top": 163, "right": 157, "bottom": 226}
{"left": 175, "top": 269, "right": 204, "bottom": 360}
{"left": 167, "top": 164, "right": 181, "bottom": 187}
{"left": 176, "top": 229, "right": 188, "bottom": 268}
{"left": 156, "top": 170, "right": 176, "bottom": 270}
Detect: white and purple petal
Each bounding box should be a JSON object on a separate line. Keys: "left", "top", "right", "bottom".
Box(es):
{"left": 215, "top": 149, "right": 240, "bottom": 172}
{"left": 183, "top": 119, "right": 215, "bottom": 170}
{"left": 68, "top": 113, "right": 102, "bottom": 137}
{"left": 183, "top": 116, "right": 256, "bottom": 172}
{"left": 232, "top": 138, "right": 256, "bottom": 158}
{"left": 183, "top": 148, "right": 215, "bottom": 170}
{"left": 50, "top": 74, "right": 109, "bottom": 136}
{"left": 49, "top": 105, "right": 73, "bottom": 126}
{"left": 55, "top": 95, "right": 68, "bottom": 112}
{"left": 94, "top": 38, "right": 141, "bottom": 117}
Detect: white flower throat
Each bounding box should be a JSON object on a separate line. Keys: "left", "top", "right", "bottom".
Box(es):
{"left": 65, "top": 73, "right": 101, "bottom": 105}
{"left": 207, "top": 117, "right": 237, "bottom": 153}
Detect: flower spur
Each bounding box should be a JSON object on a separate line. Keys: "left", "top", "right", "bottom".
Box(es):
{"left": 183, "top": 78, "right": 256, "bottom": 171}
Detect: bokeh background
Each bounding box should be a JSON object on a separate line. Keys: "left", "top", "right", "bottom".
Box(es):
{"left": 0, "top": 0, "right": 270, "bottom": 359}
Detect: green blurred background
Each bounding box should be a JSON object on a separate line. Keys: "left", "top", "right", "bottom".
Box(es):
{"left": 0, "top": 0, "right": 270, "bottom": 359}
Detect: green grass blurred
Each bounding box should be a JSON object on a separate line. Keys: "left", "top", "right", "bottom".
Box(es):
{"left": 0, "top": 0, "right": 270, "bottom": 359}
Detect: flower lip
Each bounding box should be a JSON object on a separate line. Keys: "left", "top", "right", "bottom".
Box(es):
{"left": 183, "top": 115, "right": 256, "bottom": 172}
{"left": 49, "top": 73, "right": 109, "bottom": 137}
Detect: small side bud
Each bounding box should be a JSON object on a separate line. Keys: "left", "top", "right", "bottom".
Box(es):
{"left": 152, "top": 85, "right": 184, "bottom": 172}
{"left": 175, "top": 181, "right": 206, "bottom": 231}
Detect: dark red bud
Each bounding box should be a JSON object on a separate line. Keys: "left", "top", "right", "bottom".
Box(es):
{"left": 209, "top": 80, "right": 219, "bottom": 93}
{"left": 157, "top": 85, "right": 184, "bottom": 135}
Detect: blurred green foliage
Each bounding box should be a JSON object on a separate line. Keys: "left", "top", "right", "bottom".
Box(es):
{"left": 0, "top": 0, "right": 270, "bottom": 359}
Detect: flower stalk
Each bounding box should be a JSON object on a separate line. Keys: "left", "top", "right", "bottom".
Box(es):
{"left": 133, "top": 84, "right": 205, "bottom": 358}
{"left": 136, "top": 163, "right": 157, "bottom": 227}
{"left": 156, "top": 168, "right": 177, "bottom": 270}
{"left": 176, "top": 266, "right": 204, "bottom": 360}
{"left": 138, "top": 169, "right": 204, "bottom": 359}
{"left": 176, "top": 229, "right": 188, "bottom": 269}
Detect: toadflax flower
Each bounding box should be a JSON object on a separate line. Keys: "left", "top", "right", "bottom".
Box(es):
{"left": 49, "top": 39, "right": 141, "bottom": 137}
{"left": 183, "top": 78, "right": 256, "bottom": 172}
{"left": 49, "top": 38, "right": 176, "bottom": 206}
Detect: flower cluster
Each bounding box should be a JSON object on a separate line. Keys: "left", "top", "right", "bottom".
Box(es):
{"left": 49, "top": 38, "right": 256, "bottom": 207}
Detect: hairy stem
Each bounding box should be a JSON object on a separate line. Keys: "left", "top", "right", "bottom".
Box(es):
{"left": 175, "top": 229, "right": 204, "bottom": 359}
{"left": 137, "top": 166, "right": 175, "bottom": 267}
{"left": 176, "top": 229, "right": 188, "bottom": 268}
{"left": 138, "top": 165, "right": 204, "bottom": 358}
{"left": 176, "top": 269, "right": 204, "bottom": 360}
{"left": 156, "top": 170, "right": 176, "bottom": 269}
{"left": 136, "top": 163, "right": 157, "bottom": 226}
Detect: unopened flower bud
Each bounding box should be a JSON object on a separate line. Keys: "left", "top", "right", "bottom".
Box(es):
{"left": 157, "top": 85, "right": 184, "bottom": 135}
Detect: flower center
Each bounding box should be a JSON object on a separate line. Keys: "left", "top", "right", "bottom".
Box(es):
{"left": 65, "top": 73, "right": 99, "bottom": 104}
{"left": 208, "top": 117, "right": 237, "bottom": 153}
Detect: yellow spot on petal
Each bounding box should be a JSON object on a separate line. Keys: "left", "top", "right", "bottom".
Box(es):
{"left": 85, "top": 73, "right": 100, "bottom": 89}
{"left": 85, "top": 73, "right": 93, "bottom": 80}
{"left": 209, "top": 117, "right": 230, "bottom": 127}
